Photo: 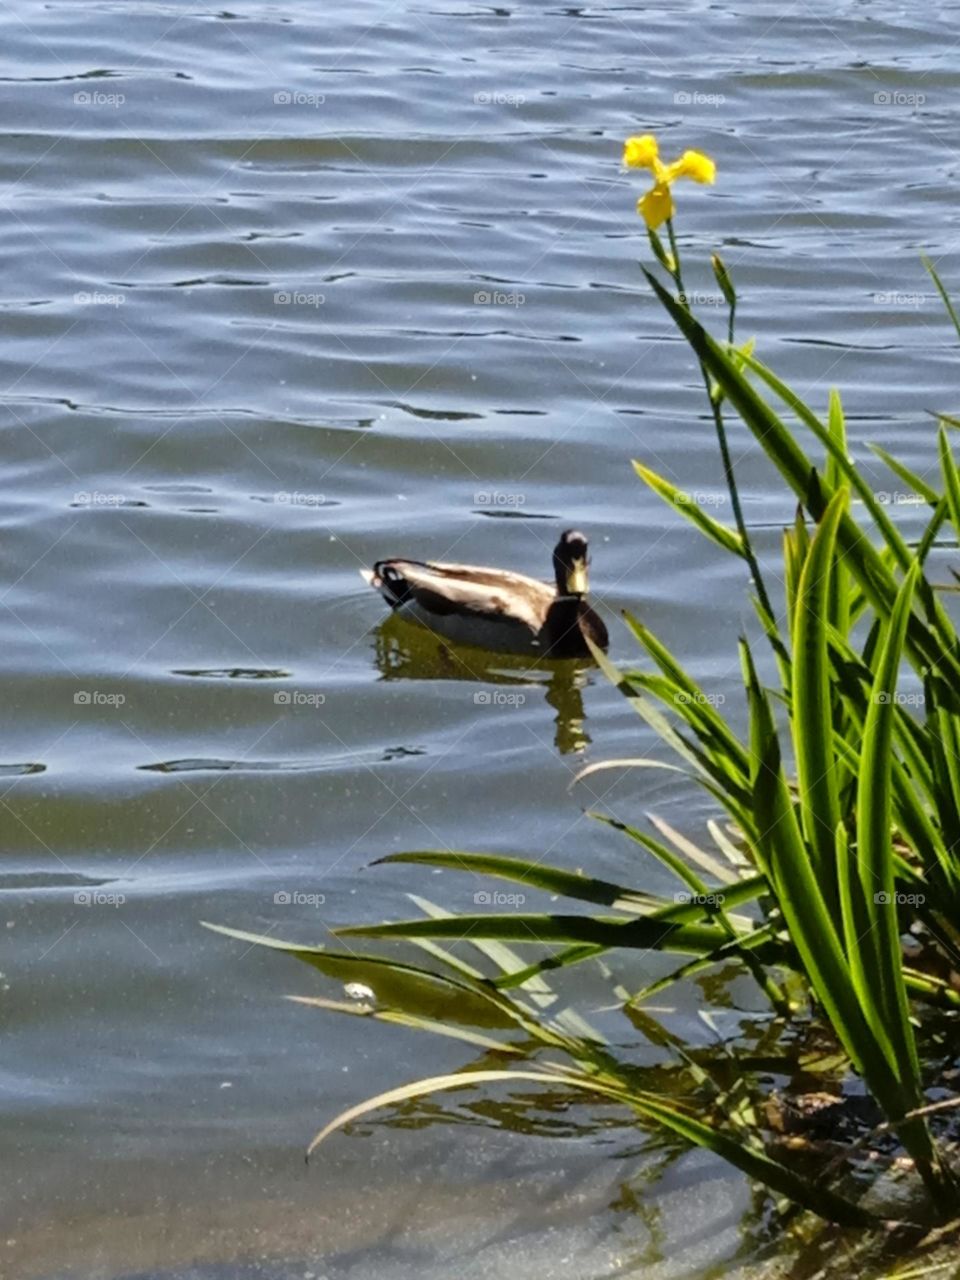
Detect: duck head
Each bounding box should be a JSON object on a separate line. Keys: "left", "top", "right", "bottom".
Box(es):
{"left": 553, "top": 529, "right": 590, "bottom": 597}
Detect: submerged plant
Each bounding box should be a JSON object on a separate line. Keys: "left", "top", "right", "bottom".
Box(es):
{"left": 211, "top": 136, "right": 960, "bottom": 1245}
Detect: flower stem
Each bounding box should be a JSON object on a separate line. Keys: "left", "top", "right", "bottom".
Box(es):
{"left": 664, "top": 220, "right": 779, "bottom": 638}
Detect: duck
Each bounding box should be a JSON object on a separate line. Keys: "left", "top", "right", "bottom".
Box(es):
{"left": 361, "top": 529, "right": 609, "bottom": 658}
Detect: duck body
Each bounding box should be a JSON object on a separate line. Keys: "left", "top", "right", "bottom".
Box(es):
{"left": 362, "top": 530, "right": 609, "bottom": 658}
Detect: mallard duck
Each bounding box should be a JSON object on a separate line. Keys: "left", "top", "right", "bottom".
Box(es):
{"left": 361, "top": 529, "right": 609, "bottom": 658}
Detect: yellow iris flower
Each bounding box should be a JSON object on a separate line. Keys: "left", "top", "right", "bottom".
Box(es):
{"left": 623, "top": 134, "right": 716, "bottom": 230}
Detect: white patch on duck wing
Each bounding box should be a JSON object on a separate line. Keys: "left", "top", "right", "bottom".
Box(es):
{"left": 395, "top": 563, "right": 553, "bottom": 634}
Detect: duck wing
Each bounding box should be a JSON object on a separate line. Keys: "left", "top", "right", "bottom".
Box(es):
{"left": 373, "top": 558, "right": 554, "bottom": 634}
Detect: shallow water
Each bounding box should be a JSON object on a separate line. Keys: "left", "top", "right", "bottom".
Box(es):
{"left": 3, "top": 0, "right": 960, "bottom": 1275}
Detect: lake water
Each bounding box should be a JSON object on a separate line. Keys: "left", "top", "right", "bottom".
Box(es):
{"left": 3, "top": 1, "right": 960, "bottom": 1276}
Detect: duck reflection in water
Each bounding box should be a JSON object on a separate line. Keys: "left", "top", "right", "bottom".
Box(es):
{"left": 371, "top": 615, "right": 594, "bottom": 756}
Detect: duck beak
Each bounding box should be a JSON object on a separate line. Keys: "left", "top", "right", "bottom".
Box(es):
{"left": 566, "top": 557, "right": 589, "bottom": 596}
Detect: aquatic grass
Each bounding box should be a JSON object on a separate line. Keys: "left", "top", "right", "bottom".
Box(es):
{"left": 205, "top": 897, "right": 879, "bottom": 1228}
{"left": 620, "top": 218, "right": 960, "bottom": 1206}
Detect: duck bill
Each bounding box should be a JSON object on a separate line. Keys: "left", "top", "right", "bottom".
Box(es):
{"left": 566, "top": 558, "right": 589, "bottom": 596}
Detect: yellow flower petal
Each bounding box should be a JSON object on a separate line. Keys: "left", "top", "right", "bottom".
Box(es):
{"left": 623, "top": 134, "right": 660, "bottom": 171}
{"left": 664, "top": 149, "right": 716, "bottom": 185}
{"left": 638, "top": 183, "right": 674, "bottom": 230}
